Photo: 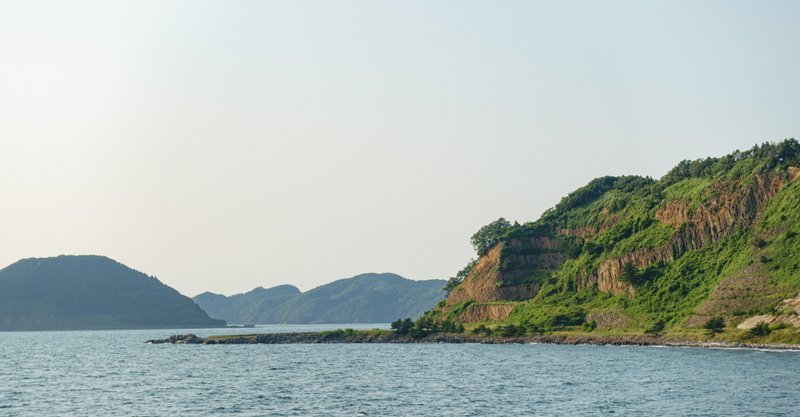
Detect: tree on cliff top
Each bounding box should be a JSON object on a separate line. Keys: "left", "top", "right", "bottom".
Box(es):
{"left": 471, "top": 217, "right": 513, "bottom": 257}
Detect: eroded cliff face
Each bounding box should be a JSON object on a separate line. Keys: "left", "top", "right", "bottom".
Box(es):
{"left": 451, "top": 168, "right": 796, "bottom": 309}
{"left": 582, "top": 173, "right": 788, "bottom": 297}
{"left": 448, "top": 243, "right": 539, "bottom": 305}
{"left": 444, "top": 237, "right": 565, "bottom": 322}
{"left": 454, "top": 304, "right": 515, "bottom": 323}
{"left": 669, "top": 174, "right": 785, "bottom": 251}
{"left": 580, "top": 246, "right": 675, "bottom": 297}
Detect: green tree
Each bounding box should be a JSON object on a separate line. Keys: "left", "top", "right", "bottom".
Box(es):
{"left": 496, "top": 324, "right": 526, "bottom": 337}
{"left": 748, "top": 321, "right": 772, "bottom": 338}
{"left": 703, "top": 317, "right": 725, "bottom": 336}
{"left": 619, "top": 263, "right": 639, "bottom": 284}
{"left": 470, "top": 218, "right": 512, "bottom": 257}
{"left": 391, "top": 317, "right": 414, "bottom": 335}
{"left": 472, "top": 324, "right": 492, "bottom": 336}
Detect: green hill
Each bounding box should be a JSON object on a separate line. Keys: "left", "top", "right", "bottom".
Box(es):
{"left": 194, "top": 285, "right": 302, "bottom": 324}
{"left": 0, "top": 255, "right": 226, "bottom": 331}
{"left": 438, "top": 139, "right": 800, "bottom": 342}
{"left": 194, "top": 273, "right": 446, "bottom": 324}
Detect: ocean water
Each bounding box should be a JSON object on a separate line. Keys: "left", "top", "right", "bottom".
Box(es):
{"left": 1, "top": 324, "right": 799, "bottom": 416}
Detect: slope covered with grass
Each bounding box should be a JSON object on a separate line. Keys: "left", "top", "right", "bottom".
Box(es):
{"left": 438, "top": 139, "right": 800, "bottom": 341}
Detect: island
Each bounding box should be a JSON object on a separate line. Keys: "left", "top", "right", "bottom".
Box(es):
{"left": 0, "top": 255, "right": 226, "bottom": 331}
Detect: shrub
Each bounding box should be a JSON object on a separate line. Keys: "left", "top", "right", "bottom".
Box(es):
{"left": 582, "top": 320, "right": 597, "bottom": 332}
{"left": 391, "top": 318, "right": 414, "bottom": 335}
{"left": 771, "top": 322, "right": 789, "bottom": 331}
{"left": 550, "top": 310, "right": 585, "bottom": 327}
{"left": 472, "top": 324, "right": 493, "bottom": 336}
{"left": 644, "top": 320, "right": 666, "bottom": 335}
{"left": 703, "top": 317, "right": 725, "bottom": 335}
{"left": 440, "top": 319, "right": 464, "bottom": 334}
{"left": 496, "top": 324, "right": 526, "bottom": 337}
{"left": 449, "top": 300, "right": 474, "bottom": 317}
{"left": 748, "top": 321, "right": 772, "bottom": 337}
{"left": 524, "top": 321, "right": 543, "bottom": 335}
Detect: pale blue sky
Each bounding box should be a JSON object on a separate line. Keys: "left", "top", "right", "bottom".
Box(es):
{"left": 1, "top": 1, "right": 798, "bottom": 295}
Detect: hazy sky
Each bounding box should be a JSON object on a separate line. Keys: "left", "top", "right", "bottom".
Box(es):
{"left": 1, "top": 1, "right": 799, "bottom": 296}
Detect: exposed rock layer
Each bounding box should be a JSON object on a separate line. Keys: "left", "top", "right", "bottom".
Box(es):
{"left": 454, "top": 304, "right": 514, "bottom": 323}
{"left": 582, "top": 173, "right": 787, "bottom": 297}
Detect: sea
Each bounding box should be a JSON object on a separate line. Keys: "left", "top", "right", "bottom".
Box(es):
{"left": 1, "top": 324, "right": 799, "bottom": 416}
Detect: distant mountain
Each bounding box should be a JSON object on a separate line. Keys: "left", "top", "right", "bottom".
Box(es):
{"left": 194, "top": 285, "right": 301, "bottom": 324}
{"left": 194, "top": 273, "right": 446, "bottom": 324}
{"left": 0, "top": 255, "right": 226, "bottom": 331}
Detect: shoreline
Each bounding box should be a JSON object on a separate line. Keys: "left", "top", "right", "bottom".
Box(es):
{"left": 146, "top": 332, "right": 800, "bottom": 350}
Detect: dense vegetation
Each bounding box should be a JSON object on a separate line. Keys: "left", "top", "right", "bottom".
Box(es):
{"left": 391, "top": 314, "right": 464, "bottom": 338}
{"left": 440, "top": 139, "right": 800, "bottom": 342}
{"left": 194, "top": 273, "right": 446, "bottom": 324}
{"left": 0, "top": 255, "right": 226, "bottom": 331}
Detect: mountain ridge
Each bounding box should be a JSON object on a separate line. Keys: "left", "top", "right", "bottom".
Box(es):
{"left": 194, "top": 273, "right": 446, "bottom": 324}
{"left": 0, "top": 255, "right": 226, "bottom": 331}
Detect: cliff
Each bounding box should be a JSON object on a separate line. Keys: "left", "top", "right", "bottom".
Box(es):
{"left": 440, "top": 139, "right": 800, "bottom": 333}
{"left": 444, "top": 237, "right": 564, "bottom": 322}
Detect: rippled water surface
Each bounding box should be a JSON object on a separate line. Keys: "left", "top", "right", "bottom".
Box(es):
{"left": 2, "top": 324, "right": 799, "bottom": 416}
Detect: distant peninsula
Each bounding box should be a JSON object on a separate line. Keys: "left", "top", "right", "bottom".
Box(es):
{"left": 193, "top": 273, "right": 446, "bottom": 324}
{"left": 0, "top": 255, "right": 226, "bottom": 331}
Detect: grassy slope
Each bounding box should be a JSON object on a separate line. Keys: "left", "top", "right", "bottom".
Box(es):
{"left": 445, "top": 140, "right": 800, "bottom": 343}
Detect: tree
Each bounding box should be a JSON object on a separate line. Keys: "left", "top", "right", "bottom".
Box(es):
{"left": 703, "top": 317, "right": 725, "bottom": 336}
{"left": 619, "top": 263, "right": 639, "bottom": 284}
{"left": 440, "top": 319, "right": 464, "bottom": 334}
{"left": 470, "top": 218, "right": 512, "bottom": 257}
{"left": 391, "top": 318, "right": 414, "bottom": 335}
{"left": 443, "top": 258, "right": 478, "bottom": 295}
{"left": 495, "top": 324, "right": 527, "bottom": 337}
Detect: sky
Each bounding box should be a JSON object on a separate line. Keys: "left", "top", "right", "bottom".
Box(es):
{"left": 1, "top": 1, "right": 799, "bottom": 296}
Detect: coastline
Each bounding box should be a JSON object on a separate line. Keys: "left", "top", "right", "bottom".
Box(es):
{"left": 146, "top": 331, "right": 800, "bottom": 350}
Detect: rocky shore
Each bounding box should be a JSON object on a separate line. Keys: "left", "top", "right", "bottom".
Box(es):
{"left": 146, "top": 332, "right": 800, "bottom": 350}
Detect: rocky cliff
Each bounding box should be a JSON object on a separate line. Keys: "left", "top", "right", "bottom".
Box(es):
{"left": 582, "top": 172, "right": 788, "bottom": 297}
{"left": 441, "top": 139, "right": 800, "bottom": 333}
{"left": 444, "top": 237, "right": 564, "bottom": 322}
